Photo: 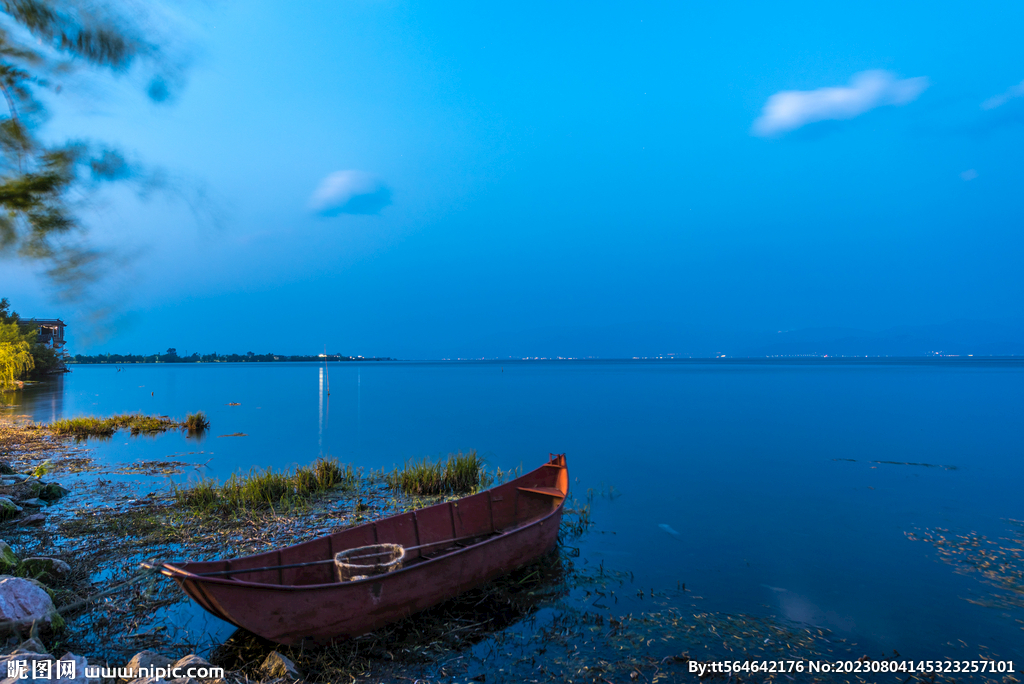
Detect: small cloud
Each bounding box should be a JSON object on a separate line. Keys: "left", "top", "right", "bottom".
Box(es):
{"left": 147, "top": 77, "right": 170, "bottom": 102}
{"left": 308, "top": 170, "right": 392, "bottom": 216}
{"left": 752, "top": 70, "right": 929, "bottom": 137}
{"left": 981, "top": 79, "right": 1024, "bottom": 110}
{"left": 960, "top": 169, "right": 978, "bottom": 181}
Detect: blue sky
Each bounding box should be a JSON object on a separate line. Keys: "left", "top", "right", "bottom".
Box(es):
{"left": 4, "top": 1, "right": 1024, "bottom": 358}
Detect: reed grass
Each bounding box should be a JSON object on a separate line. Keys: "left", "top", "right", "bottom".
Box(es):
{"left": 173, "top": 458, "right": 357, "bottom": 513}
{"left": 49, "top": 416, "right": 117, "bottom": 436}
{"left": 385, "top": 450, "right": 489, "bottom": 496}
{"left": 293, "top": 457, "right": 355, "bottom": 493}
{"left": 560, "top": 498, "right": 593, "bottom": 541}
{"left": 48, "top": 412, "right": 208, "bottom": 437}
{"left": 184, "top": 411, "right": 209, "bottom": 431}
{"left": 121, "top": 414, "right": 177, "bottom": 435}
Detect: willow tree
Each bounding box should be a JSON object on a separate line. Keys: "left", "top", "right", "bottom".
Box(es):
{"left": 0, "top": 311, "right": 33, "bottom": 390}
{"left": 0, "top": 295, "right": 60, "bottom": 384}
{"left": 0, "top": 0, "right": 177, "bottom": 298}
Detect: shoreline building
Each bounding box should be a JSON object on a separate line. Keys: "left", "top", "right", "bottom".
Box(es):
{"left": 25, "top": 318, "right": 69, "bottom": 371}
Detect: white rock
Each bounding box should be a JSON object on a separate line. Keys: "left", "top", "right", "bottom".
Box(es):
{"left": 13, "top": 637, "right": 47, "bottom": 655}
{"left": 0, "top": 576, "right": 55, "bottom": 626}
{"left": 0, "top": 651, "right": 55, "bottom": 682}
{"left": 171, "top": 655, "right": 211, "bottom": 671}
{"left": 57, "top": 652, "right": 94, "bottom": 684}
{"left": 123, "top": 650, "right": 174, "bottom": 675}
{"left": 0, "top": 575, "right": 50, "bottom": 596}
{"left": 169, "top": 654, "right": 216, "bottom": 682}
{"left": 258, "top": 651, "right": 301, "bottom": 681}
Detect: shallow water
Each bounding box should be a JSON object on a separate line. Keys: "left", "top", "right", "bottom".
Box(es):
{"left": 4, "top": 359, "right": 1023, "bottom": 665}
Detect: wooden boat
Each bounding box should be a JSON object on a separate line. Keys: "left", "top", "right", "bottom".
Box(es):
{"left": 152, "top": 454, "right": 568, "bottom": 645}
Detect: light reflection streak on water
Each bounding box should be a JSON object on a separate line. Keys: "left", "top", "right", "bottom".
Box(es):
{"left": 318, "top": 366, "right": 324, "bottom": 454}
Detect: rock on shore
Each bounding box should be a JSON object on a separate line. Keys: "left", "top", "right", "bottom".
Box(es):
{"left": 18, "top": 557, "right": 71, "bottom": 584}
{"left": 258, "top": 651, "right": 301, "bottom": 681}
{"left": 123, "top": 650, "right": 175, "bottom": 678}
{"left": 0, "top": 542, "right": 17, "bottom": 573}
{"left": 0, "top": 576, "right": 55, "bottom": 627}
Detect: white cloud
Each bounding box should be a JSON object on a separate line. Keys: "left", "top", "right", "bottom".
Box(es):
{"left": 960, "top": 169, "right": 978, "bottom": 181}
{"left": 752, "top": 70, "right": 929, "bottom": 137}
{"left": 308, "top": 170, "right": 392, "bottom": 216}
{"left": 981, "top": 80, "right": 1024, "bottom": 110}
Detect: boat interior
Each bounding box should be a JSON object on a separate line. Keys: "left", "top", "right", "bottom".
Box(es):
{"left": 168, "top": 454, "right": 568, "bottom": 587}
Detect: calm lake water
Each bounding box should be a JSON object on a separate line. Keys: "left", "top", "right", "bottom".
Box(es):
{"left": 4, "top": 360, "right": 1023, "bottom": 666}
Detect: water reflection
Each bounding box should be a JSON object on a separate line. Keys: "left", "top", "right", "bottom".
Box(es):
{"left": 318, "top": 365, "right": 330, "bottom": 456}
{"left": 318, "top": 366, "right": 323, "bottom": 453}
{"left": 765, "top": 585, "right": 857, "bottom": 632}
{"left": 0, "top": 373, "right": 64, "bottom": 422}
{"left": 186, "top": 427, "right": 209, "bottom": 444}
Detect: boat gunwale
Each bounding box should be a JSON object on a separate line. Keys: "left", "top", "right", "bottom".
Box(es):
{"left": 159, "top": 464, "right": 567, "bottom": 592}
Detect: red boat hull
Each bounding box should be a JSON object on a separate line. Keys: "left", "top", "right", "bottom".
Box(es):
{"left": 158, "top": 454, "right": 568, "bottom": 645}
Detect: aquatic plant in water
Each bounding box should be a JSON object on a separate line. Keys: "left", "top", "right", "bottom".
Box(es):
{"left": 184, "top": 412, "right": 210, "bottom": 432}
{"left": 906, "top": 521, "right": 1024, "bottom": 611}
{"left": 48, "top": 413, "right": 209, "bottom": 437}
{"left": 173, "top": 458, "right": 357, "bottom": 513}
{"left": 385, "top": 450, "right": 490, "bottom": 495}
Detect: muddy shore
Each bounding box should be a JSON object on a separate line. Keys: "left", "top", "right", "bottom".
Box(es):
{"left": 0, "top": 420, "right": 621, "bottom": 683}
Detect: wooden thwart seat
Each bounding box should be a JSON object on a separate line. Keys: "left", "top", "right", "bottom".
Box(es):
{"left": 517, "top": 486, "right": 565, "bottom": 498}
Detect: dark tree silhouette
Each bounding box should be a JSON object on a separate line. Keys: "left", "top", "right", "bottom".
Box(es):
{"left": 0, "top": 0, "right": 181, "bottom": 299}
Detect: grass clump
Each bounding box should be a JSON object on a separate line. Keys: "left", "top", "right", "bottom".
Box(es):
{"left": 48, "top": 412, "right": 209, "bottom": 437}
{"left": 386, "top": 450, "right": 489, "bottom": 496}
{"left": 294, "top": 458, "right": 356, "bottom": 494}
{"left": 184, "top": 411, "right": 209, "bottom": 431}
{"left": 173, "top": 478, "right": 219, "bottom": 510}
{"left": 119, "top": 414, "right": 177, "bottom": 435}
{"left": 49, "top": 416, "right": 117, "bottom": 437}
{"left": 174, "top": 458, "right": 357, "bottom": 513}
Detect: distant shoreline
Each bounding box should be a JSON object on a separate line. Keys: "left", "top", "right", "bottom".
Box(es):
{"left": 68, "top": 353, "right": 393, "bottom": 364}
{"left": 64, "top": 355, "right": 1024, "bottom": 366}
